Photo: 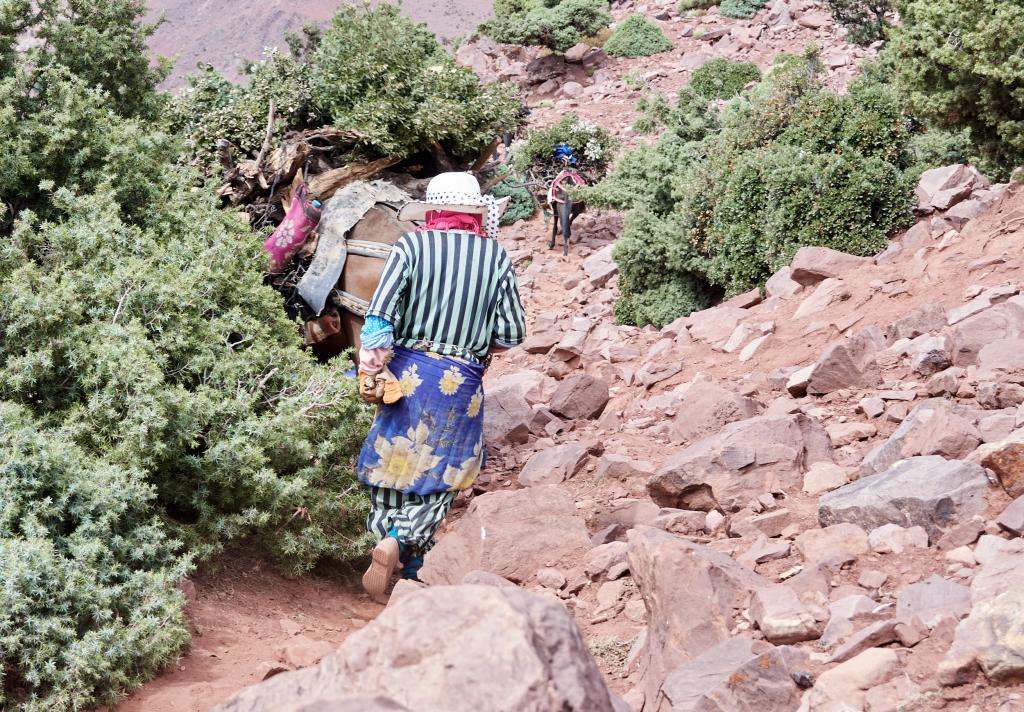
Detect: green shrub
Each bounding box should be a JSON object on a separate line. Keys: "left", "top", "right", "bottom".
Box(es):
{"left": 689, "top": 58, "right": 762, "bottom": 100}
{"left": 719, "top": 0, "right": 768, "bottom": 19}
{"left": 9, "top": 0, "right": 169, "bottom": 118}
{"left": 489, "top": 174, "right": 536, "bottom": 224}
{"left": 888, "top": 0, "right": 1024, "bottom": 179}
{"left": 678, "top": 0, "right": 716, "bottom": 10}
{"left": 481, "top": 0, "right": 612, "bottom": 52}
{"left": 313, "top": 5, "right": 521, "bottom": 158}
{"left": 603, "top": 14, "right": 673, "bottom": 57}
{"left": 592, "top": 49, "right": 917, "bottom": 326}
{"left": 0, "top": 404, "right": 190, "bottom": 711}
{"left": 171, "top": 5, "right": 523, "bottom": 169}
{"left": 825, "top": 0, "right": 893, "bottom": 44}
{"left": 616, "top": 279, "right": 712, "bottom": 328}
{"left": 632, "top": 92, "right": 672, "bottom": 134}
{"left": 0, "top": 3, "right": 377, "bottom": 707}
{"left": 510, "top": 114, "right": 617, "bottom": 173}
{"left": 169, "top": 50, "right": 317, "bottom": 170}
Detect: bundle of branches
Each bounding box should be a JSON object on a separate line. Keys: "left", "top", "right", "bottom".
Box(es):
{"left": 170, "top": 5, "right": 525, "bottom": 226}
{"left": 507, "top": 114, "right": 618, "bottom": 198}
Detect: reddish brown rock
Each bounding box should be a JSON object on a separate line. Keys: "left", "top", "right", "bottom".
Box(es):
{"left": 668, "top": 380, "right": 760, "bottom": 444}
{"left": 660, "top": 637, "right": 801, "bottom": 712}
{"left": 789, "top": 246, "right": 867, "bottom": 286}
{"left": 215, "top": 585, "right": 622, "bottom": 712}
{"left": 517, "top": 443, "right": 588, "bottom": 486}
{"left": 996, "top": 495, "right": 1024, "bottom": 536}
{"left": 628, "top": 527, "right": 768, "bottom": 708}
{"left": 980, "top": 440, "right": 1024, "bottom": 497}
{"left": 420, "top": 486, "right": 591, "bottom": 585}
{"left": 807, "top": 327, "right": 885, "bottom": 395}
{"left": 549, "top": 374, "right": 610, "bottom": 420}
{"left": 483, "top": 383, "right": 533, "bottom": 446}
{"left": 649, "top": 414, "right": 833, "bottom": 511}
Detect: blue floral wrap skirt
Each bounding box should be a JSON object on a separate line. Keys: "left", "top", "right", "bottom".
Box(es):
{"left": 356, "top": 347, "right": 486, "bottom": 496}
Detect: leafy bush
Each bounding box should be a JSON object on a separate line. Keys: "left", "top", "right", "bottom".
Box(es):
{"left": 888, "top": 0, "right": 1024, "bottom": 179}
{"left": 587, "top": 50, "right": 918, "bottom": 325}
{"left": 678, "top": 0, "right": 716, "bottom": 10}
{"left": 689, "top": 58, "right": 762, "bottom": 100}
{"left": 489, "top": 175, "right": 536, "bottom": 224}
{"left": 171, "top": 5, "right": 523, "bottom": 169}
{"left": 0, "top": 404, "right": 189, "bottom": 711}
{"left": 603, "top": 15, "right": 673, "bottom": 57}
{"left": 313, "top": 5, "right": 521, "bottom": 157}
{"left": 481, "top": 0, "right": 612, "bottom": 52}
{"left": 510, "top": 114, "right": 618, "bottom": 173}
{"left": 825, "top": 0, "right": 893, "bottom": 44}
{"left": 719, "top": 0, "right": 768, "bottom": 19}
{"left": 1, "top": 2, "right": 376, "bottom": 707}
{"left": 168, "top": 50, "right": 317, "bottom": 170}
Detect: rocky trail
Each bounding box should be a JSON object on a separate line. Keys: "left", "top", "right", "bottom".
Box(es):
{"left": 127, "top": 1, "right": 1024, "bottom": 711}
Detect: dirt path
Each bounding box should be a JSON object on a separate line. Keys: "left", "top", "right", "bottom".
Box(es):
{"left": 111, "top": 552, "right": 383, "bottom": 712}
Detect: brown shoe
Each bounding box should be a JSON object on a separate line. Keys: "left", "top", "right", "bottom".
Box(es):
{"left": 362, "top": 537, "right": 400, "bottom": 597}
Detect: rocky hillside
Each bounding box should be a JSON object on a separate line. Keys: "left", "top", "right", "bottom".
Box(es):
{"left": 172, "top": 2, "right": 1024, "bottom": 711}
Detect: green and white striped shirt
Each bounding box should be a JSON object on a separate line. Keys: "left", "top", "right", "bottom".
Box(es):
{"left": 366, "top": 230, "right": 527, "bottom": 362}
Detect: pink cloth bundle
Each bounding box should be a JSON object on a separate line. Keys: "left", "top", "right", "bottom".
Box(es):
{"left": 264, "top": 183, "right": 322, "bottom": 272}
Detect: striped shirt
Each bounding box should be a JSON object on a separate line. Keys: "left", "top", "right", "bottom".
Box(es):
{"left": 365, "top": 230, "right": 527, "bottom": 362}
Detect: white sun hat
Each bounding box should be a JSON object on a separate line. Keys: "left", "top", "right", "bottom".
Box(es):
{"left": 398, "top": 171, "right": 510, "bottom": 238}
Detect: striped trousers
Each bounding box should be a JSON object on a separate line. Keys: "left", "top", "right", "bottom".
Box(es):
{"left": 366, "top": 486, "right": 457, "bottom": 558}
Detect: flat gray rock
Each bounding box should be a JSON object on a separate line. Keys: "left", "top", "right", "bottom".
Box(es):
{"left": 820, "top": 456, "right": 988, "bottom": 541}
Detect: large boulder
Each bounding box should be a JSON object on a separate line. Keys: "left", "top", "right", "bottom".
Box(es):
{"left": 819, "top": 456, "right": 989, "bottom": 542}
{"left": 806, "top": 327, "right": 885, "bottom": 395}
{"left": 789, "top": 246, "right": 867, "bottom": 286}
{"left": 951, "top": 300, "right": 1024, "bottom": 365}
{"left": 661, "top": 636, "right": 802, "bottom": 712}
{"left": 793, "top": 278, "right": 852, "bottom": 320}
{"left": 668, "top": 381, "right": 760, "bottom": 445}
{"left": 939, "top": 590, "right": 1024, "bottom": 686}
{"left": 549, "top": 374, "right": 610, "bottom": 420}
{"left": 688, "top": 306, "right": 749, "bottom": 347}
{"left": 860, "top": 400, "right": 982, "bottom": 476}
{"left": 648, "top": 415, "right": 833, "bottom": 511}
{"left": 420, "top": 486, "right": 591, "bottom": 585}
{"left": 214, "top": 585, "right": 623, "bottom": 712}
{"left": 977, "top": 337, "right": 1024, "bottom": 383}
{"left": 628, "top": 527, "right": 768, "bottom": 710}
{"left": 970, "top": 535, "right": 1024, "bottom": 605}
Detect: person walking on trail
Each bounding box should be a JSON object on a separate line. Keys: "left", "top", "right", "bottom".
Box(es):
{"left": 356, "top": 172, "right": 527, "bottom": 596}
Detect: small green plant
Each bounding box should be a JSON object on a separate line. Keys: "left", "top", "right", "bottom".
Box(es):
{"left": 678, "top": 0, "right": 716, "bottom": 10}
{"left": 632, "top": 91, "right": 672, "bottom": 133}
{"left": 488, "top": 173, "right": 536, "bottom": 224}
{"left": 719, "top": 0, "right": 768, "bottom": 19}
{"left": 603, "top": 14, "right": 673, "bottom": 57}
{"left": 622, "top": 71, "right": 648, "bottom": 90}
{"left": 825, "top": 0, "right": 893, "bottom": 45}
{"left": 480, "top": 0, "right": 612, "bottom": 52}
{"left": 689, "top": 58, "right": 761, "bottom": 99}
